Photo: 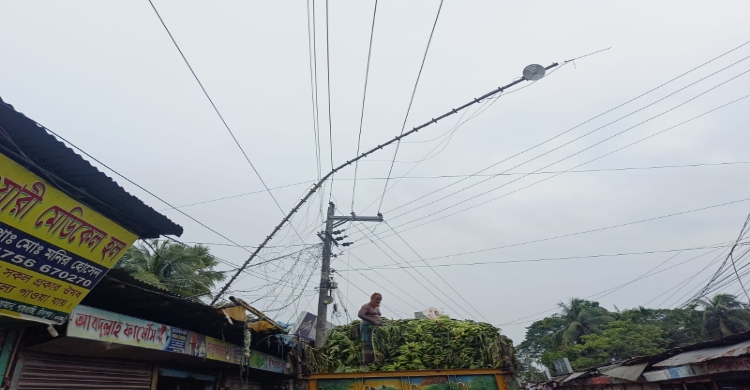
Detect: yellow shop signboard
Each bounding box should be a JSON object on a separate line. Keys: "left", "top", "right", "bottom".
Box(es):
{"left": 0, "top": 153, "right": 137, "bottom": 324}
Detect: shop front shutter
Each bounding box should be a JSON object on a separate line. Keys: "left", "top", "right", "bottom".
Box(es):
{"left": 224, "top": 376, "right": 262, "bottom": 390}
{"left": 16, "top": 351, "right": 152, "bottom": 389}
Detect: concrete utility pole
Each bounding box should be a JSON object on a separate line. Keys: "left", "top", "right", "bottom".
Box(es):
{"left": 314, "top": 202, "right": 383, "bottom": 347}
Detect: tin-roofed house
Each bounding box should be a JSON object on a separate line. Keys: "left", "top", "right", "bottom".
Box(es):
{"left": 547, "top": 330, "right": 750, "bottom": 390}
{"left": 10, "top": 268, "right": 295, "bottom": 390}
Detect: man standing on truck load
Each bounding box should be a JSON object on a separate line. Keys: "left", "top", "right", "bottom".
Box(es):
{"left": 358, "top": 293, "right": 382, "bottom": 364}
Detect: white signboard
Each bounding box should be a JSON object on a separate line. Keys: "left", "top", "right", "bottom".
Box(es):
{"left": 415, "top": 307, "right": 444, "bottom": 319}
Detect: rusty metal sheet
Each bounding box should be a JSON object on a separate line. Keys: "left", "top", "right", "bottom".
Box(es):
{"left": 643, "top": 365, "right": 695, "bottom": 381}
{"left": 588, "top": 376, "right": 613, "bottom": 385}
{"left": 653, "top": 339, "right": 750, "bottom": 367}
{"left": 599, "top": 362, "right": 648, "bottom": 381}
{"left": 691, "top": 356, "right": 750, "bottom": 376}
{"left": 561, "top": 372, "right": 587, "bottom": 382}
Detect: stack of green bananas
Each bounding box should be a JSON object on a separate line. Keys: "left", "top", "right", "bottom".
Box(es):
{"left": 296, "top": 318, "right": 517, "bottom": 373}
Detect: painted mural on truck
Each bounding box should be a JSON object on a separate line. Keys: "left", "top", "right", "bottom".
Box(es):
{"left": 316, "top": 378, "right": 355, "bottom": 390}
{"left": 364, "top": 378, "right": 402, "bottom": 390}
{"left": 316, "top": 375, "right": 500, "bottom": 390}
{"left": 452, "top": 375, "right": 498, "bottom": 390}
{"left": 407, "top": 376, "right": 451, "bottom": 390}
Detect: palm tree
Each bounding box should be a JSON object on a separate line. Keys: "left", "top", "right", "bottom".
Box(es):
{"left": 553, "top": 298, "right": 613, "bottom": 349}
{"left": 698, "top": 294, "right": 750, "bottom": 338}
{"left": 115, "top": 239, "right": 225, "bottom": 299}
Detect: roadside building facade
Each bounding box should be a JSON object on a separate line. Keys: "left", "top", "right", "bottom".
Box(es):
{"left": 3, "top": 269, "right": 294, "bottom": 390}
{"left": 543, "top": 331, "right": 750, "bottom": 390}
{"left": 0, "top": 97, "right": 295, "bottom": 389}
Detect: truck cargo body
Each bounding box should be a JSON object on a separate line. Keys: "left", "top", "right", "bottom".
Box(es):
{"left": 306, "top": 369, "right": 517, "bottom": 390}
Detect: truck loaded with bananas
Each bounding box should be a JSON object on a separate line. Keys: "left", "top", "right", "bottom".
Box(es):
{"left": 296, "top": 317, "right": 518, "bottom": 374}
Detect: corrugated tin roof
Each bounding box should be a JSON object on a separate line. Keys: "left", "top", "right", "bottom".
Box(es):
{"left": 598, "top": 362, "right": 648, "bottom": 381}
{"left": 81, "top": 269, "right": 288, "bottom": 358}
{"left": 653, "top": 339, "right": 750, "bottom": 367}
{"left": 562, "top": 372, "right": 587, "bottom": 382}
{"left": 0, "top": 96, "right": 182, "bottom": 238}
{"left": 82, "top": 269, "right": 243, "bottom": 342}
{"left": 622, "top": 330, "right": 750, "bottom": 365}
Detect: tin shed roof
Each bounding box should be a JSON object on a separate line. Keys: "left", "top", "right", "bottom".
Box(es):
{"left": 0, "top": 96, "right": 182, "bottom": 238}
{"left": 653, "top": 339, "right": 750, "bottom": 367}
{"left": 598, "top": 362, "right": 648, "bottom": 381}
{"left": 561, "top": 372, "right": 587, "bottom": 382}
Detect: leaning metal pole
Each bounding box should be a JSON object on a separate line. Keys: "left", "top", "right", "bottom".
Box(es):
{"left": 210, "top": 62, "right": 559, "bottom": 305}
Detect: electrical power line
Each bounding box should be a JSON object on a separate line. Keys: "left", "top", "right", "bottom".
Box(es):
{"left": 2, "top": 120, "right": 257, "bottom": 262}
{"left": 367, "top": 92, "right": 750, "bottom": 244}
{"left": 588, "top": 249, "right": 701, "bottom": 302}
{"left": 0, "top": 128, "right": 171, "bottom": 245}
{"left": 362, "top": 80, "right": 537, "bottom": 211}
{"left": 669, "top": 246, "right": 750, "bottom": 309}
{"left": 310, "top": 0, "right": 326, "bottom": 221}
{"left": 345, "top": 251, "right": 426, "bottom": 312}
{"left": 346, "top": 243, "right": 737, "bottom": 271}
{"left": 385, "top": 221, "right": 490, "bottom": 322}
{"left": 346, "top": 222, "right": 472, "bottom": 319}
{"left": 147, "top": 0, "right": 307, "bottom": 245}
{"left": 642, "top": 245, "right": 734, "bottom": 307}
{"left": 307, "top": 0, "right": 323, "bottom": 194}
{"left": 360, "top": 49, "right": 604, "bottom": 214}
{"left": 729, "top": 213, "right": 750, "bottom": 303}
{"left": 211, "top": 61, "right": 561, "bottom": 303}
{"left": 335, "top": 269, "right": 412, "bottom": 318}
{"left": 361, "top": 41, "right": 750, "bottom": 224}
{"left": 383, "top": 58, "right": 750, "bottom": 229}
{"left": 351, "top": 195, "right": 750, "bottom": 266}
{"left": 350, "top": 0, "right": 379, "bottom": 213}
{"left": 158, "top": 180, "right": 314, "bottom": 211}
{"left": 348, "top": 161, "right": 750, "bottom": 180}
{"left": 160, "top": 235, "right": 275, "bottom": 276}
{"left": 159, "top": 162, "right": 750, "bottom": 213}
{"left": 679, "top": 216, "right": 750, "bottom": 306}
{"left": 378, "top": 0, "right": 445, "bottom": 212}
{"left": 180, "top": 242, "right": 315, "bottom": 249}
{"left": 499, "top": 243, "right": 739, "bottom": 327}
{"left": 324, "top": 0, "right": 337, "bottom": 207}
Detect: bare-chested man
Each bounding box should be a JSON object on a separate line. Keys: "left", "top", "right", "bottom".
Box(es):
{"left": 358, "top": 293, "right": 382, "bottom": 364}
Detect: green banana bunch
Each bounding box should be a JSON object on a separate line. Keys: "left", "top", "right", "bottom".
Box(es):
{"left": 294, "top": 318, "right": 517, "bottom": 373}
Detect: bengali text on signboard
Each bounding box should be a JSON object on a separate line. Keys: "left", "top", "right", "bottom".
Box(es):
{"left": 0, "top": 153, "right": 138, "bottom": 323}
{"left": 67, "top": 305, "right": 286, "bottom": 373}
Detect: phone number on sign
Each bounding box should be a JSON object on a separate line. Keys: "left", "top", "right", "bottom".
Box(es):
{"left": 0, "top": 249, "right": 93, "bottom": 287}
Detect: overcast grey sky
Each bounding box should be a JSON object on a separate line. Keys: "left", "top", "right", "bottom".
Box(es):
{"left": 2, "top": 1, "right": 750, "bottom": 343}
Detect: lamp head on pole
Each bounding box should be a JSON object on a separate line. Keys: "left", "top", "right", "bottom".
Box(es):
{"left": 522, "top": 64, "right": 546, "bottom": 81}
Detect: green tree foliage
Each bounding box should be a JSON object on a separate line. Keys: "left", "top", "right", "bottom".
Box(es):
{"left": 698, "top": 293, "right": 750, "bottom": 338}
{"left": 115, "top": 239, "right": 225, "bottom": 299}
{"left": 552, "top": 299, "right": 614, "bottom": 348}
{"left": 516, "top": 295, "right": 750, "bottom": 376}
{"left": 516, "top": 317, "right": 564, "bottom": 360}
{"left": 566, "top": 321, "right": 664, "bottom": 369}
{"left": 617, "top": 306, "right": 703, "bottom": 348}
